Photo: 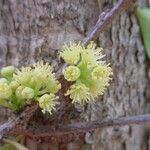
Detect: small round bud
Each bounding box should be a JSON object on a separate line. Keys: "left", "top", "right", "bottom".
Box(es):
{"left": 9, "top": 81, "right": 19, "bottom": 91}
{"left": 64, "top": 66, "right": 80, "bottom": 81}
{"left": 0, "top": 83, "right": 12, "bottom": 99}
{"left": 0, "top": 78, "right": 8, "bottom": 84}
{"left": 21, "top": 87, "right": 34, "bottom": 99}
{"left": 1, "top": 66, "right": 15, "bottom": 79}
{"left": 16, "top": 86, "right": 24, "bottom": 99}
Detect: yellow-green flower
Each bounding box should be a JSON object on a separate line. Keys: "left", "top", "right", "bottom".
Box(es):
{"left": 91, "top": 65, "right": 112, "bottom": 80}
{"left": 65, "top": 82, "right": 94, "bottom": 105}
{"left": 59, "top": 43, "right": 83, "bottom": 65}
{"left": 32, "top": 61, "right": 61, "bottom": 93}
{"left": 33, "top": 61, "right": 53, "bottom": 82}
{"left": 82, "top": 42, "right": 104, "bottom": 69}
{"left": 13, "top": 61, "right": 61, "bottom": 94}
{"left": 60, "top": 42, "right": 112, "bottom": 104}
{"left": 0, "top": 83, "right": 12, "bottom": 99}
{"left": 14, "top": 67, "right": 32, "bottom": 86}
{"left": 89, "top": 80, "right": 109, "bottom": 98}
{"left": 0, "top": 61, "right": 60, "bottom": 114}
{"left": 64, "top": 66, "right": 80, "bottom": 81}
{"left": 38, "top": 94, "right": 58, "bottom": 114}
{"left": 45, "top": 79, "right": 61, "bottom": 94}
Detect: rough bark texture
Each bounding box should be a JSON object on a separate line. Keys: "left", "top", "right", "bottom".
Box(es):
{"left": 0, "top": 0, "right": 150, "bottom": 150}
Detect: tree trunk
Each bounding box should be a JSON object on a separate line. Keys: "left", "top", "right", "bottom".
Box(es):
{"left": 0, "top": 0, "right": 149, "bottom": 150}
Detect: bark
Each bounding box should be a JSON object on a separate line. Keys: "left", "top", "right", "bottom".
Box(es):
{"left": 0, "top": 0, "right": 150, "bottom": 150}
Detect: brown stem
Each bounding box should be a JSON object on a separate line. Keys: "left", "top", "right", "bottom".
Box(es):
{"left": 58, "top": 0, "right": 135, "bottom": 78}
{"left": 58, "top": 114, "right": 150, "bottom": 133}
{"left": 23, "top": 114, "right": 150, "bottom": 138}
{"left": 83, "top": 0, "right": 135, "bottom": 45}
{"left": 0, "top": 105, "right": 38, "bottom": 140}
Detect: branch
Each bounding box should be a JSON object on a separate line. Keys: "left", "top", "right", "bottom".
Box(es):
{"left": 23, "top": 114, "right": 150, "bottom": 137}
{"left": 0, "top": 118, "right": 16, "bottom": 139}
{"left": 58, "top": 0, "right": 135, "bottom": 78}
{"left": 83, "top": 0, "right": 135, "bottom": 45}
{"left": 58, "top": 114, "right": 150, "bottom": 134}
{"left": 0, "top": 105, "right": 38, "bottom": 140}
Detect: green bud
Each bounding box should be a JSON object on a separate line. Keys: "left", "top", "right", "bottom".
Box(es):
{"left": 1, "top": 66, "right": 15, "bottom": 79}
{"left": 16, "top": 86, "right": 24, "bottom": 99}
{"left": 0, "top": 83, "right": 12, "bottom": 99}
{"left": 9, "top": 81, "right": 19, "bottom": 91}
{"left": 21, "top": 87, "right": 34, "bottom": 99}
{"left": 0, "top": 78, "right": 8, "bottom": 84}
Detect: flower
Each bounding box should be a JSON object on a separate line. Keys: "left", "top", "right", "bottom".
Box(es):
{"left": 81, "top": 42, "right": 105, "bottom": 68}
{"left": 59, "top": 42, "right": 83, "bottom": 65}
{"left": 38, "top": 94, "right": 58, "bottom": 114}
{"left": 14, "top": 67, "right": 32, "bottom": 86}
{"left": 33, "top": 61, "right": 53, "bottom": 82}
{"left": 32, "top": 61, "right": 61, "bottom": 93}
{"left": 45, "top": 79, "right": 61, "bottom": 94}
{"left": 0, "top": 61, "right": 60, "bottom": 114}
{"left": 60, "top": 42, "right": 112, "bottom": 104}
{"left": 65, "top": 82, "right": 94, "bottom": 105}
{"left": 64, "top": 66, "right": 80, "bottom": 81}
{"left": 91, "top": 65, "right": 112, "bottom": 80}
{"left": 1, "top": 66, "right": 15, "bottom": 79}
{"left": 0, "top": 83, "right": 12, "bottom": 99}
{"left": 21, "top": 87, "right": 34, "bottom": 99}
{"left": 89, "top": 80, "right": 109, "bottom": 98}
{"left": 13, "top": 61, "right": 61, "bottom": 95}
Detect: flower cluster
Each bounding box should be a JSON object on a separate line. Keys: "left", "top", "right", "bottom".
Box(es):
{"left": 60, "top": 42, "right": 112, "bottom": 105}
{"left": 0, "top": 42, "right": 113, "bottom": 114}
{"left": 0, "top": 61, "right": 61, "bottom": 114}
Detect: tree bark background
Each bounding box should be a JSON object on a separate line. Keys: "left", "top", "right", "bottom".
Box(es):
{"left": 0, "top": 0, "right": 150, "bottom": 150}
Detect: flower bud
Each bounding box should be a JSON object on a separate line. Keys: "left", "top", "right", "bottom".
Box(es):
{"left": 64, "top": 66, "right": 80, "bottom": 81}
{"left": 0, "top": 78, "right": 8, "bottom": 84}
{"left": 21, "top": 87, "right": 34, "bottom": 99}
{"left": 0, "top": 83, "right": 12, "bottom": 99}
{"left": 16, "top": 86, "right": 24, "bottom": 99}
{"left": 1, "top": 66, "right": 15, "bottom": 79}
{"left": 9, "top": 81, "right": 19, "bottom": 91}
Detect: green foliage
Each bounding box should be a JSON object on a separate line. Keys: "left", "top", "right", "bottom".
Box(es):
{"left": 0, "top": 144, "right": 16, "bottom": 150}
{"left": 135, "top": 7, "right": 150, "bottom": 58}
{"left": 0, "top": 137, "right": 28, "bottom": 150}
